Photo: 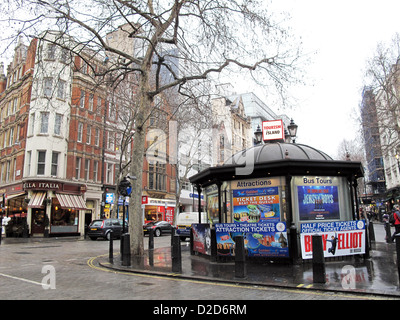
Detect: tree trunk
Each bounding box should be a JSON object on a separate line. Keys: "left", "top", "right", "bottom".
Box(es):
{"left": 128, "top": 81, "right": 152, "bottom": 256}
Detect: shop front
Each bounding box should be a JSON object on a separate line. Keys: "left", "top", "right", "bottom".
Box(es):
{"left": 189, "top": 142, "right": 364, "bottom": 262}
{"left": 0, "top": 183, "right": 28, "bottom": 237}
{"left": 142, "top": 196, "right": 176, "bottom": 225}
{"left": 24, "top": 180, "right": 87, "bottom": 237}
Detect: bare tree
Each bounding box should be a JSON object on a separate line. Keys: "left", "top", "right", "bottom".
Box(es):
{"left": 1, "top": 0, "right": 303, "bottom": 255}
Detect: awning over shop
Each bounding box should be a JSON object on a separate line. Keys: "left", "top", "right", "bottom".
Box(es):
{"left": 28, "top": 192, "right": 46, "bottom": 208}
{"left": 56, "top": 193, "right": 87, "bottom": 210}
{"left": 7, "top": 192, "right": 26, "bottom": 200}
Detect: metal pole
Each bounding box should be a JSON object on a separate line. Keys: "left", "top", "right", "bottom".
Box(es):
{"left": 172, "top": 235, "right": 182, "bottom": 273}
{"left": 312, "top": 235, "right": 326, "bottom": 283}
{"left": 108, "top": 230, "right": 113, "bottom": 263}
{"left": 234, "top": 235, "right": 246, "bottom": 279}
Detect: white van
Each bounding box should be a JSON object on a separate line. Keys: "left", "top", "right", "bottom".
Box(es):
{"left": 176, "top": 212, "right": 207, "bottom": 240}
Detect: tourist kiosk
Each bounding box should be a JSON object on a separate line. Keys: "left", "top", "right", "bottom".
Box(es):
{"left": 189, "top": 141, "right": 365, "bottom": 262}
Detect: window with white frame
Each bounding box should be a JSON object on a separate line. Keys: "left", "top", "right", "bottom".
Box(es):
{"left": 77, "top": 122, "right": 83, "bottom": 142}
{"left": 40, "top": 112, "right": 49, "bottom": 134}
{"left": 57, "top": 80, "right": 66, "bottom": 100}
{"left": 37, "top": 151, "right": 46, "bottom": 175}
{"left": 51, "top": 152, "right": 59, "bottom": 176}
{"left": 54, "top": 113, "right": 63, "bottom": 135}
{"left": 106, "top": 163, "right": 113, "bottom": 184}
{"left": 93, "top": 160, "right": 98, "bottom": 182}
{"left": 75, "top": 157, "right": 81, "bottom": 179}
{"left": 84, "top": 159, "right": 90, "bottom": 180}
{"left": 44, "top": 77, "right": 53, "bottom": 97}
{"left": 47, "top": 44, "right": 56, "bottom": 59}
{"left": 95, "top": 127, "right": 100, "bottom": 146}
{"left": 86, "top": 125, "right": 91, "bottom": 144}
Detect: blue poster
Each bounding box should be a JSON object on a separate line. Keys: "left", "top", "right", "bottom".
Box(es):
{"left": 232, "top": 187, "right": 280, "bottom": 223}
{"left": 215, "top": 222, "right": 289, "bottom": 258}
{"left": 297, "top": 186, "right": 340, "bottom": 221}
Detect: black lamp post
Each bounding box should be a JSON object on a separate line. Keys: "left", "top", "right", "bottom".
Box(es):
{"left": 287, "top": 119, "right": 298, "bottom": 143}
{"left": 254, "top": 125, "right": 263, "bottom": 145}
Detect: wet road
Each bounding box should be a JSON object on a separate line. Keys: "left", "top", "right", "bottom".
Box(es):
{"left": 0, "top": 234, "right": 397, "bottom": 302}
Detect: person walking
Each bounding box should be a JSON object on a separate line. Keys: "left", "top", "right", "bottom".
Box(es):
{"left": 391, "top": 204, "right": 400, "bottom": 242}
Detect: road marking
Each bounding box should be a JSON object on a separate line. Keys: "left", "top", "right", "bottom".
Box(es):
{"left": 0, "top": 272, "right": 43, "bottom": 286}
{"left": 86, "top": 255, "right": 394, "bottom": 300}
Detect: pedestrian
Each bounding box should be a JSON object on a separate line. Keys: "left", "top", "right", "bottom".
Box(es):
{"left": 391, "top": 204, "right": 400, "bottom": 242}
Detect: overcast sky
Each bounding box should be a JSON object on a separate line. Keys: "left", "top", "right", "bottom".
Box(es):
{"left": 238, "top": 0, "right": 400, "bottom": 159}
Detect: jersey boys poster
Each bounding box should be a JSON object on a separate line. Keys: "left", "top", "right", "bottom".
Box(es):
{"left": 300, "top": 220, "right": 366, "bottom": 259}
{"left": 297, "top": 185, "right": 340, "bottom": 221}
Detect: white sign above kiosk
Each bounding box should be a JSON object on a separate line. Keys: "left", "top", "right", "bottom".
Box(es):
{"left": 262, "top": 119, "right": 284, "bottom": 141}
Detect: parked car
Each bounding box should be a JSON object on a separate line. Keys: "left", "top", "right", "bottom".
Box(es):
{"left": 143, "top": 221, "right": 173, "bottom": 237}
{"left": 88, "top": 219, "right": 128, "bottom": 240}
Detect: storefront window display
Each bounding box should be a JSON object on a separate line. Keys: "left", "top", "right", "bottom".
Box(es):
{"left": 50, "top": 198, "right": 79, "bottom": 233}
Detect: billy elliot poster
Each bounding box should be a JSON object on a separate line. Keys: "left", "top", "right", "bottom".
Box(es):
{"left": 215, "top": 222, "right": 289, "bottom": 258}
{"left": 300, "top": 220, "right": 366, "bottom": 259}
{"left": 297, "top": 185, "right": 340, "bottom": 221}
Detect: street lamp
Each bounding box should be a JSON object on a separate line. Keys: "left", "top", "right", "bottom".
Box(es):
{"left": 254, "top": 125, "right": 263, "bottom": 145}
{"left": 287, "top": 119, "right": 298, "bottom": 143}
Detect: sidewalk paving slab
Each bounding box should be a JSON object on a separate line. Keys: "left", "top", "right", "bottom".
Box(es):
{"left": 98, "top": 240, "right": 400, "bottom": 298}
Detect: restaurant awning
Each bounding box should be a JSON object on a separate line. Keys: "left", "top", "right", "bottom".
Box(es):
{"left": 56, "top": 193, "right": 87, "bottom": 210}
{"left": 28, "top": 192, "right": 46, "bottom": 208}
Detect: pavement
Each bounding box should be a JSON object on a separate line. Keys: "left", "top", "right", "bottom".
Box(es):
{"left": 96, "top": 222, "right": 400, "bottom": 298}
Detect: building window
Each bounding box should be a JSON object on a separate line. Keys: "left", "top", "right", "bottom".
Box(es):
{"left": 77, "top": 122, "right": 83, "bottom": 142}
{"left": 26, "top": 151, "right": 31, "bottom": 176}
{"left": 44, "top": 77, "right": 53, "bottom": 97}
{"left": 93, "top": 160, "right": 98, "bottom": 182}
{"left": 57, "top": 80, "right": 66, "bottom": 100}
{"left": 95, "top": 127, "right": 100, "bottom": 146}
{"left": 8, "top": 127, "right": 14, "bottom": 146}
{"left": 5, "top": 160, "right": 11, "bottom": 182}
{"left": 80, "top": 90, "right": 85, "bottom": 108}
{"left": 37, "top": 151, "right": 46, "bottom": 175}
{"left": 106, "top": 163, "right": 113, "bottom": 184}
{"left": 89, "top": 94, "right": 94, "bottom": 111}
{"left": 86, "top": 125, "right": 91, "bottom": 145}
{"left": 40, "top": 112, "right": 49, "bottom": 134}
{"left": 51, "top": 152, "right": 59, "bottom": 176}
{"left": 148, "top": 162, "right": 166, "bottom": 191}
{"left": 47, "top": 44, "right": 56, "bottom": 59}
{"left": 84, "top": 159, "right": 90, "bottom": 180}
{"left": 29, "top": 113, "right": 35, "bottom": 136}
{"left": 54, "top": 113, "right": 63, "bottom": 135}
{"left": 75, "top": 157, "right": 81, "bottom": 179}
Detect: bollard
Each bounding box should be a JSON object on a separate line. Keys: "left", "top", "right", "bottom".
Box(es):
{"left": 312, "top": 235, "right": 326, "bottom": 284}
{"left": 172, "top": 235, "right": 182, "bottom": 273}
{"left": 108, "top": 230, "right": 114, "bottom": 263}
{"left": 385, "top": 222, "right": 392, "bottom": 243}
{"left": 234, "top": 235, "right": 246, "bottom": 279}
{"left": 396, "top": 235, "right": 400, "bottom": 284}
{"left": 189, "top": 228, "right": 194, "bottom": 256}
{"left": 121, "top": 233, "right": 131, "bottom": 266}
{"left": 149, "top": 228, "right": 154, "bottom": 251}
{"left": 210, "top": 228, "right": 217, "bottom": 263}
{"left": 170, "top": 227, "right": 175, "bottom": 246}
{"left": 369, "top": 221, "right": 375, "bottom": 242}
